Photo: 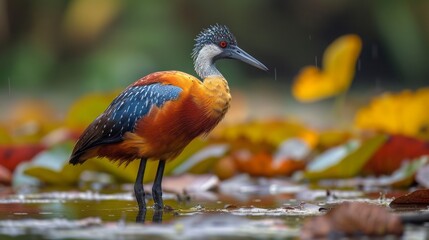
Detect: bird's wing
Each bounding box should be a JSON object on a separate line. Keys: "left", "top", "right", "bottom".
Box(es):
{"left": 69, "top": 83, "right": 182, "bottom": 164}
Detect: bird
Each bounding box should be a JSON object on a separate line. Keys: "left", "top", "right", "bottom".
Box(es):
{"left": 69, "top": 24, "right": 268, "bottom": 211}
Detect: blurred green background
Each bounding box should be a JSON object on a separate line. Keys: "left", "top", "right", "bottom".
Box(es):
{"left": 0, "top": 0, "right": 428, "bottom": 122}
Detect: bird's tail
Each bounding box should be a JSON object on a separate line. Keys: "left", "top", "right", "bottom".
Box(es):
{"left": 69, "top": 151, "right": 85, "bottom": 165}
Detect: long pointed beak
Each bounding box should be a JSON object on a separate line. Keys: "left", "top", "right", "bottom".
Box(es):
{"left": 226, "top": 46, "right": 269, "bottom": 71}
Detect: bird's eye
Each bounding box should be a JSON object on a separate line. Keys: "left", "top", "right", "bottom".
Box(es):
{"left": 219, "top": 41, "right": 228, "bottom": 48}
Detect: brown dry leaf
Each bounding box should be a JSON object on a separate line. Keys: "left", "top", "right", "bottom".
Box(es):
{"left": 390, "top": 189, "right": 429, "bottom": 207}
{"left": 301, "top": 202, "right": 403, "bottom": 239}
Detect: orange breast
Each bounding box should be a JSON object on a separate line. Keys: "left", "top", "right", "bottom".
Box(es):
{"left": 131, "top": 92, "right": 223, "bottom": 160}
{"left": 95, "top": 71, "right": 229, "bottom": 162}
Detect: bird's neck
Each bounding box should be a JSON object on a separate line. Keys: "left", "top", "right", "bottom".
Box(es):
{"left": 201, "top": 76, "right": 231, "bottom": 118}
{"left": 194, "top": 44, "right": 223, "bottom": 79}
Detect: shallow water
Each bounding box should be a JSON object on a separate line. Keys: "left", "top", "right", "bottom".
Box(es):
{"left": 0, "top": 181, "right": 428, "bottom": 239}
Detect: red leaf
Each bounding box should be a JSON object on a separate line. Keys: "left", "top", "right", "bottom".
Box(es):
{"left": 0, "top": 145, "right": 45, "bottom": 172}
{"left": 363, "top": 135, "right": 429, "bottom": 175}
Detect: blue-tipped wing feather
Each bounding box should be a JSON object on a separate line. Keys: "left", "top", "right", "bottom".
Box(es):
{"left": 69, "top": 83, "right": 182, "bottom": 164}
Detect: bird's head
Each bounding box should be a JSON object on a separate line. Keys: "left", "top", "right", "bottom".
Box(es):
{"left": 192, "top": 24, "right": 268, "bottom": 79}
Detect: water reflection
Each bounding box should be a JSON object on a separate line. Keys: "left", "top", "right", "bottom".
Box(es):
{"left": 136, "top": 209, "right": 163, "bottom": 223}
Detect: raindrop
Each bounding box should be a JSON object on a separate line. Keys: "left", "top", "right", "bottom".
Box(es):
{"left": 8, "top": 77, "right": 11, "bottom": 96}
{"left": 274, "top": 67, "right": 277, "bottom": 81}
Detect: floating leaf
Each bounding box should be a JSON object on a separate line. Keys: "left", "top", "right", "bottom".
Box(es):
{"left": 304, "top": 135, "right": 387, "bottom": 180}
{"left": 390, "top": 189, "right": 429, "bottom": 207}
{"left": 363, "top": 135, "right": 429, "bottom": 175}
{"left": 17, "top": 142, "right": 102, "bottom": 186}
{"left": 231, "top": 138, "right": 310, "bottom": 177}
{"left": 389, "top": 156, "right": 428, "bottom": 188}
{"left": 355, "top": 88, "right": 429, "bottom": 140}
{"left": 233, "top": 151, "right": 306, "bottom": 177}
{"left": 0, "top": 144, "right": 45, "bottom": 172}
{"left": 292, "top": 34, "right": 362, "bottom": 102}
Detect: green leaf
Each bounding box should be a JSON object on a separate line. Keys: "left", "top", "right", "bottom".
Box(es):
{"left": 21, "top": 142, "right": 99, "bottom": 186}
{"left": 304, "top": 134, "right": 387, "bottom": 180}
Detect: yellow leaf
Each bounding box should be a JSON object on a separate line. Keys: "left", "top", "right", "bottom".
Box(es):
{"left": 212, "top": 120, "right": 316, "bottom": 147}
{"left": 65, "top": 91, "right": 119, "bottom": 132}
{"left": 292, "top": 34, "right": 362, "bottom": 102}
{"left": 355, "top": 87, "right": 429, "bottom": 140}
{"left": 22, "top": 142, "right": 98, "bottom": 185}
{"left": 0, "top": 125, "right": 11, "bottom": 144}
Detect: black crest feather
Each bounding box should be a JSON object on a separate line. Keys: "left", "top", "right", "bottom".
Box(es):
{"left": 192, "top": 24, "right": 237, "bottom": 61}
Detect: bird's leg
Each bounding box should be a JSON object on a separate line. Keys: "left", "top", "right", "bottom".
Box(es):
{"left": 152, "top": 160, "right": 166, "bottom": 210}
{"left": 136, "top": 208, "right": 147, "bottom": 223}
{"left": 134, "top": 158, "right": 147, "bottom": 210}
{"left": 152, "top": 209, "right": 163, "bottom": 223}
